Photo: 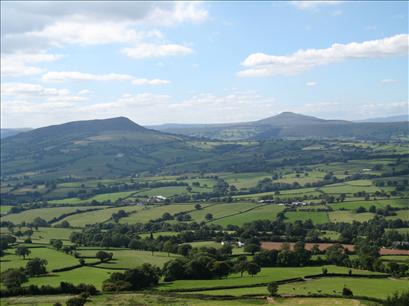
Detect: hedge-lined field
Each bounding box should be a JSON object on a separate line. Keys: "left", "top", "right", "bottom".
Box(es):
{"left": 119, "top": 203, "right": 206, "bottom": 224}
{"left": 77, "top": 248, "right": 179, "bottom": 269}
{"left": 159, "top": 265, "right": 382, "bottom": 291}
{"left": 212, "top": 204, "right": 285, "bottom": 226}
{"left": 54, "top": 205, "right": 140, "bottom": 227}
{"left": 188, "top": 277, "right": 408, "bottom": 300}
{"left": 1, "top": 246, "right": 80, "bottom": 272}
{"left": 1, "top": 206, "right": 105, "bottom": 224}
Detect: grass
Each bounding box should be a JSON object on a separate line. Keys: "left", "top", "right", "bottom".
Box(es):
{"left": 28, "top": 227, "right": 78, "bottom": 244}
{"left": 48, "top": 190, "right": 137, "bottom": 204}
{"left": 55, "top": 205, "right": 141, "bottom": 227}
{"left": 386, "top": 210, "right": 409, "bottom": 221}
{"left": 77, "top": 248, "right": 179, "bottom": 268}
{"left": 284, "top": 211, "right": 329, "bottom": 224}
{"left": 119, "top": 203, "right": 203, "bottom": 224}
{"left": 188, "top": 202, "right": 259, "bottom": 223}
{"left": 0, "top": 205, "right": 13, "bottom": 214}
{"left": 318, "top": 180, "right": 383, "bottom": 195}
{"left": 212, "top": 204, "right": 285, "bottom": 227}
{"left": 1, "top": 206, "right": 105, "bottom": 224}
{"left": 194, "top": 277, "right": 408, "bottom": 300}
{"left": 330, "top": 199, "right": 409, "bottom": 210}
{"left": 380, "top": 255, "right": 409, "bottom": 262}
{"left": 328, "top": 211, "right": 375, "bottom": 223}
{"left": 158, "top": 265, "right": 382, "bottom": 291}
{"left": 27, "top": 266, "right": 115, "bottom": 289}
{"left": 0, "top": 295, "right": 377, "bottom": 306}
{"left": 278, "top": 277, "right": 409, "bottom": 299}
{"left": 1, "top": 246, "right": 80, "bottom": 272}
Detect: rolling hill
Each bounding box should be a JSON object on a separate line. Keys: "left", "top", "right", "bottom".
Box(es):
{"left": 151, "top": 112, "right": 408, "bottom": 140}
{"left": 0, "top": 117, "right": 212, "bottom": 179}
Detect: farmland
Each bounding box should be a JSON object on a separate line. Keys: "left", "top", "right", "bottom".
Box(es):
{"left": 1, "top": 137, "right": 408, "bottom": 305}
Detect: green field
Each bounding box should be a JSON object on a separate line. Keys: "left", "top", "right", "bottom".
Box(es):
{"left": 77, "top": 248, "right": 179, "bottom": 269}
{"left": 0, "top": 295, "right": 373, "bottom": 306}
{"left": 284, "top": 211, "right": 329, "bottom": 224}
{"left": 328, "top": 211, "right": 375, "bottom": 223}
{"left": 1, "top": 206, "right": 106, "bottom": 224}
{"left": 54, "top": 205, "right": 141, "bottom": 227}
{"left": 48, "top": 190, "right": 137, "bottom": 204}
{"left": 159, "top": 265, "right": 382, "bottom": 291}
{"left": 194, "top": 277, "right": 409, "bottom": 299}
{"left": 212, "top": 204, "right": 285, "bottom": 226}
{"left": 1, "top": 246, "right": 80, "bottom": 272}
{"left": 330, "top": 199, "right": 409, "bottom": 210}
{"left": 0, "top": 205, "right": 13, "bottom": 214}
{"left": 386, "top": 210, "right": 409, "bottom": 221}
{"left": 119, "top": 203, "right": 205, "bottom": 224}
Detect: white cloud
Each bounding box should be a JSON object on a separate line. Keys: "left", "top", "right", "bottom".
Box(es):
{"left": 132, "top": 79, "right": 170, "bottom": 85}
{"left": 291, "top": 1, "right": 343, "bottom": 10}
{"left": 1, "top": 53, "right": 62, "bottom": 77}
{"left": 2, "top": 2, "right": 207, "bottom": 53}
{"left": 42, "top": 71, "right": 134, "bottom": 82}
{"left": 380, "top": 79, "right": 399, "bottom": 84}
{"left": 1, "top": 82, "right": 85, "bottom": 103}
{"left": 78, "top": 89, "right": 93, "bottom": 95}
{"left": 306, "top": 81, "right": 317, "bottom": 86}
{"left": 122, "top": 43, "right": 193, "bottom": 59}
{"left": 238, "top": 34, "right": 409, "bottom": 77}
{"left": 42, "top": 71, "right": 170, "bottom": 86}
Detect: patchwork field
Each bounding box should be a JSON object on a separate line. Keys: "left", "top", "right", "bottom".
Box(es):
{"left": 1, "top": 206, "right": 106, "bottom": 224}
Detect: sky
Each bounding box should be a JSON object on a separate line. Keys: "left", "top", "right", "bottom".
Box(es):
{"left": 1, "top": 1, "right": 408, "bottom": 128}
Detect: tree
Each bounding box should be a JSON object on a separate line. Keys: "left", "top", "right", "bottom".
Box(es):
{"left": 163, "top": 240, "right": 176, "bottom": 256}
{"left": 177, "top": 244, "right": 192, "bottom": 257}
{"left": 15, "top": 246, "right": 31, "bottom": 259}
{"left": 205, "top": 213, "right": 213, "bottom": 221}
{"left": 51, "top": 239, "right": 63, "bottom": 251}
{"left": 25, "top": 257, "right": 48, "bottom": 276}
{"left": 162, "top": 259, "right": 187, "bottom": 281}
{"left": 96, "top": 251, "right": 113, "bottom": 262}
{"left": 384, "top": 290, "right": 409, "bottom": 306}
{"left": 211, "top": 261, "right": 231, "bottom": 279}
{"left": 325, "top": 244, "right": 348, "bottom": 265}
{"left": 246, "top": 262, "right": 261, "bottom": 277}
{"left": 1, "top": 268, "right": 27, "bottom": 289}
{"left": 194, "top": 203, "right": 202, "bottom": 210}
{"left": 267, "top": 281, "right": 279, "bottom": 296}
{"left": 233, "top": 259, "right": 248, "bottom": 277}
{"left": 244, "top": 243, "right": 260, "bottom": 255}
{"left": 66, "top": 296, "right": 87, "bottom": 306}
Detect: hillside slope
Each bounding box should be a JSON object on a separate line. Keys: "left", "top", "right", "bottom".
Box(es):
{"left": 1, "top": 117, "right": 210, "bottom": 179}
{"left": 152, "top": 112, "right": 408, "bottom": 140}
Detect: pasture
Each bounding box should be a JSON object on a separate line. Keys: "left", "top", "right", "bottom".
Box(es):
{"left": 48, "top": 190, "right": 137, "bottom": 205}
{"left": 159, "top": 265, "right": 381, "bottom": 291}
{"left": 328, "top": 211, "right": 375, "bottom": 223}
{"left": 77, "top": 248, "right": 179, "bottom": 269}
{"left": 1, "top": 246, "right": 80, "bottom": 272}
{"left": 54, "top": 205, "right": 141, "bottom": 227}
{"left": 194, "top": 277, "right": 408, "bottom": 300}
{"left": 284, "top": 211, "right": 329, "bottom": 224}
{"left": 1, "top": 206, "right": 105, "bottom": 224}
{"left": 212, "top": 204, "right": 285, "bottom": 226}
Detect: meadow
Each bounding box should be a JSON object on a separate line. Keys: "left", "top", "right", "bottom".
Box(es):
{"left": 159, "top": 265, "right": 382, "bottom": 291}
{"left": 193, "top": 277, "right": 409, "bottom": 299}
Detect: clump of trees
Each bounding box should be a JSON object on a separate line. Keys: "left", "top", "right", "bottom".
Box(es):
{"left": 102, "top": 264, "right": 160, "bottom": 292}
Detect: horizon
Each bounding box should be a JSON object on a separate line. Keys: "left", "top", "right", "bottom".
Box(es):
{"left": 1, "top": 1, "right": 408, "bottom": 128}
{"left": 1, "top": 111, "right": 409, "bottom": 130}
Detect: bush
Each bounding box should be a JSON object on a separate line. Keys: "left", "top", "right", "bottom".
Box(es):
{"left": 384, "top": 290, "right": 409, "bottom": 306}
{"left": 342, "top": 287, "right": 353, "bottom": 296}
{"left": 267, "top": 281, "right": 279, "bottom": 296}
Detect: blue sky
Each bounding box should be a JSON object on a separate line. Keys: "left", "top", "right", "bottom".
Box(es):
{"left": 1, "top": 1, "right": 408, "bottom": 128}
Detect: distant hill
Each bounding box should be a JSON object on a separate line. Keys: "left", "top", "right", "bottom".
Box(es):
{"left": 1, "top": 117, "right": 212, "bottom": 179}
{"left": 152, "top": 112, "right": 408, "bottom": 140}
{"left": 0, "top": 128, "right": 32, "bottom": 139}
{"left": 357, "top": 114, "right": 409, "bottom": 123}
